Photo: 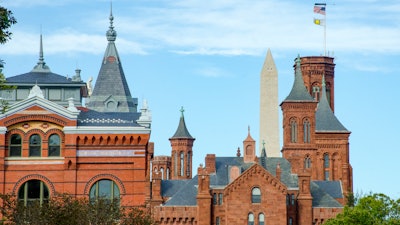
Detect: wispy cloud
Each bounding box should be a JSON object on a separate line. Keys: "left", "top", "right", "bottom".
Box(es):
{"left": 2, "top": 0, "right": 400, "bottom": 56}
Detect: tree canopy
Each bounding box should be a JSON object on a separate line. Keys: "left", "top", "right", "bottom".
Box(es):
{"left": 324, "top": 193, "right": 400, "bottom": 225}
{"left": 0, "top": 5, "right": 17, "bottom": 44}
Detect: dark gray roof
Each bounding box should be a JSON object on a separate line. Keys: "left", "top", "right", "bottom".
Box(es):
{"left": 161, "top": 156, "right": 299, "bottom": 206}
{"left": 171, "top": 112, "right": 193, "bottom": 139}
{"left": 87, "top": 10, "right": 136, "bottom": 113}
{"left": 311, "top": 181, "right": 343, "bottom": 208}
{"left": 77, "top": 107, "right": 141, "bottom": 126}
{"left": 6, "top": 72, "right": 85, "bottom": 86}
{"left": 315, "top": 78, "right": 348, "bottom": 132}
{"left": 162, "top": 179, "right": 198, "bottom": 206}
{"left": 284, "top": 56, "right": 314, "bottom": 102}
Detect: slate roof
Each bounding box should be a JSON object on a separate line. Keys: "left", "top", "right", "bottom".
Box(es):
{"left": 87, "top": 9, "right": 136, "bottom": 113}
{"left": 315, "top": 77, "right": 348, "bottom": 132}
{"left": 6, "top": 72, "right": 84, "bottom": 86}
{"left": 311, "top": 181, "right": 343, "bottom": 208}
{"left": 284, "top": 56, "right": 315, "bottom": 102}
{"left": 77, "top": 107, "right": 141, "bottom": 127}
{"left": 171, "top": 110, "right": 193, "bottom": 139}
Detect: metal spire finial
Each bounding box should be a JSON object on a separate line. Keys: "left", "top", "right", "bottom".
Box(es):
{"left": 31, "top": 33, "right": 51, "bottom": 73}
{"left": 180, "top": 106, "right": 185, "bottom": 117}
{"left": 106, "top": 1, "right": 117, "bottom": 42}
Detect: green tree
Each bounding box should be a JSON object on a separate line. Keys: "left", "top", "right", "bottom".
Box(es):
{"left": 0, "top": 193, "right": 156, "bottom": 225}
{"left": 0, "top": 5, "right": 17, "bottom": 44}
{"left": 325, "top": 193, "right": 400, "bottom": 225}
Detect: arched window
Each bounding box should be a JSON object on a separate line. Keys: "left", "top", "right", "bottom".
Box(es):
{"left": 290, "top": 118, "right": 297, "bottom": 143}
{"left": 29, "top": 134, "right": 41, "bottom": 157}
{"left": 303, "top": 119, "right": 311, "bottom": 143}
{"left": 9, "top": 134, "right": 22, "bottom": 157}
{"left": 89, "top": 179, "right": 120, "bottom": 204}
{"left": 324, "top": 153, "right": 330, "bottom": 181}
{"left": 180, "top": 152, "right": 184, "bottom": 176}
{"left": 251, "top": 187, "right": 261, "bottom": 203}
{"left": 286, "top": 194, "right": 290, "bottom": 205}
{"left": 216, "top": 217, "right": 220, "bottom": 225}
{"left": 18, "top": 179, "right": 49, "bottom": 206}
{"left": 160, "top": 167, "right": 164, "bottom": 180}
{"left": 259, "top": 213, "right": 265, "bottom": 225}
{"left": 304, "top": 156, "right": 311, "bottom": 168}
{"left": 174, "top": 152, "right": 178, "bottom": 177}
{"left": 288, "top": 217, "right": 293, "bottom": 225}
{"left": 48, "top": 134, "right": 60, "bottom": 157}
{"left": 312, "top": 85, "right": 320, "bottom": 101}
{"left": 248, "top": 213, "right": 254, "bottom": 225}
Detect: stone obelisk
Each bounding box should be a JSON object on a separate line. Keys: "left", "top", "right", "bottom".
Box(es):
{"left": 259, "top": 49, "right": 280, "bottom": 157}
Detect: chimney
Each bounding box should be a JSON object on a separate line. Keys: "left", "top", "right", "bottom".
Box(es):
{"left": 205, "top": 154, "right": 216, "bottom": 174}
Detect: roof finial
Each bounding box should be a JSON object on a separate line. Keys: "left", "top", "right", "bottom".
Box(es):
{"left": 180, "top": 106, "right": 185, "bottom": 117}
{"left": 31, "top": 33, "right": 51, "bottom": 73}
{"left": 106, "top": 1, "right": 117, "bottom": 42}
{"left": 248, "top": 125, "right": 250, "bottom": 134}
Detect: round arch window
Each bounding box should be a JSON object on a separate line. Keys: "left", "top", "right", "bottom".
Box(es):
{"left": 89, "top": 179, "right": 120, "bottom": 204}
{"left": 18, "top": 179, "right": 49, "bottom": 206}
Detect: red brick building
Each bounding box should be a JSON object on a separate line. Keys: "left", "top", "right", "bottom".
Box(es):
{"left": 0, "top": 8, "right": 352, "bottom": 225}
{"left": 149, "top": 56, "right": 352, "bottom": 225}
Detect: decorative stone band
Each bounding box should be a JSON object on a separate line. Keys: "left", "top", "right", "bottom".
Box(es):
{"left": 77, "top": 149, "right": 145, "bottom": 157}
{"left": 5, "top": 159, "right": 64, "bottom": 165}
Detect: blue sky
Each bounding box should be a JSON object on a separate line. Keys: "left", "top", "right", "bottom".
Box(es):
{"left": 1, "top": 0, "right": 400, "bottom": 198}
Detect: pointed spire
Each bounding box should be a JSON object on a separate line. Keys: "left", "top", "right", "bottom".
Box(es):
{"left": 315, "top": 75, "right": 348, "bottom": 131}
{"left": 245, "top": 125, "right": 255, "bottom": 141}
{"left": 171, "top": 107, "right": 194, "bottom": 139}
{"left": 106, "top": 1, "right": 117, "bottom": 42}
{"left": 260, "top": 140, "right": 267, "bottom": 168}
{"left": 284, "top": 55, "right": 314, "bottom": 101}
{"left": 31, "top": 34, "right": 51, "bottom": 73}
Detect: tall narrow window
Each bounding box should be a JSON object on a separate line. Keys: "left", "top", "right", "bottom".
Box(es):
{"left": 9, "top": 134, "right": 22, "bottom": 157}
{"left": 187, "top": 151, "right": 191, "bottom": 177}
{"left": 303, "top": 119, "right": 311, "bottom": 143}
{"left": 286, "top": 194, "right": 290, "bottom": 205}
{"left": 213, "top": 193, "right": 217, "bottom": 205}
{"left": 216, "top": 217, "right": 220, "bottom": 225}
{"left": 289, "top": 217, "right": 293, "bottom": 225}
{"left": 324, "top": 153, "right": 330, "bottom": 181}
{"left": 218, "top": 193, "right": 223, "bottom": 205}
{"left": 291, "top": 194, "right": 295, "bottom": 205}
{"left": 259, "top": 213, "right": 265, "bottom": 225}
{"left": 160, "top": 167, "right": 164, "bottom": 180}
{"left": 312, "top": 85, "right": 320, "bottom": 101}
{"left": 18, "top": 179, "right": 49, "bottom": 206}
{"left": 304, "top": 156, "right": 311, "bottom": 168}
{"left": 29, "top": 134, "right": 41, "bottom": 157}
{"left": 48, "top": 134, "right": 60, "bottom": 157}
{"left": 251, "top": 187, "right": 261, "bottom": 203}
{"left": 174, "top": 152, "right": 177, "bottom": 177}
{"left": 248, "top": 213, "right": 254, "bottom": 225}
{"left": 166, "top": 168, "right": 170, "bottom": 180}
{"left": 290, "top": 119, "right": 297, "bottom": 143}
{"left": 180, "top": 152, "right": 184, "bottom": 176}
{"left": 89, "top": 179, "right": 120, "bottom": 204}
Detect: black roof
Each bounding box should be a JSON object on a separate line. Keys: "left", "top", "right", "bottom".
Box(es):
{"left": 77, "top": 108, "right": 141, "bottom": 127}
{"left": 6, "top": 72, "right": 85, "bottom": 86}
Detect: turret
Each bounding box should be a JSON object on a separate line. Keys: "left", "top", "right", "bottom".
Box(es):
{"left": 169, "top": 107, "right": 195, "bottom": 180}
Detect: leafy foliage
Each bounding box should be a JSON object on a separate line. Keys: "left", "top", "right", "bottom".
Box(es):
{"left": 0, "top": 193, "right": 156, "bottom": 225}
{"left": 325, "top": 193, "right": 400, "bottom": 225}
{"left": 0, "top": 6, "right": 17, "bottom": 44}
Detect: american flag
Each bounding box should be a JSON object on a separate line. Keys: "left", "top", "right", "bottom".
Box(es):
{"left": 314, "top": 5, "right": 326, "bottom": 15}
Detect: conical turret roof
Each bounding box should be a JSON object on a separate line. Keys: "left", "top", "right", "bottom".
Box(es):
{"left": 316, "top": 76, "right": 348, "bottom": 132}
{"left": 171, "top": 107, "right": 194, "bottom": 139}
{"left": 284, "top": 56, "right": 314, "bottom": 102}
{"left": 87, "top": 6, "right": 136, "bottom": 112}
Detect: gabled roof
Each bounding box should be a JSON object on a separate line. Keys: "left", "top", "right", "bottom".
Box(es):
{"left": 0, "top": 87, "right": 79, "bottom": 120}
{"left": 283, "top": 56, "right": 314, "bottom": 102}
{"left": 315, "top": 76, "right": 348, "bottom": 132}
{"left": 87, "top": 8, "right": 136, "bottom": 113}
{"left": 171, "top": 107, "right": 193, "bottom": 139}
